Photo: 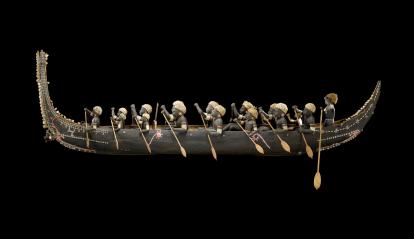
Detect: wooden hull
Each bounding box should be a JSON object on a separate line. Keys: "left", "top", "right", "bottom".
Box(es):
{"left": 36, "top": 50, "right": 381, "bottom": 156}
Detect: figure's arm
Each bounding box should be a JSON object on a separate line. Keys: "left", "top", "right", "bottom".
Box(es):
{"left": 231, "top": 103, "right": 240, "bottom": 118}
{"left": 216, "top": 125, "right": 223, "bottom": 135}
{"left": 281, "top": 118, "right": 288, "bottom": 130}
{"left": 130, "top": 104, "right": 138, "bottom": 118}
{"left": 194, "top": 103, "right": 211, "bottom": 120}
{"left": 215, "top": 118, "right": 224, "bottom": 135}
{"left": 173, "top": 122, "right": 188, "bottom": 132}
{"left": 258, "top": 107, "right": 270, "bottom": 120}
{"left": 141, "top": 114, "right": 151, "bottom": 130}
{"left": 111, "top": 107, "right": 118, "bottom": 120}
{"left": 194, "top": 103, "right": 203, "bottom": 115}
{"left": 160, "top": 105, "right": 174, "bottom": 121}
{"left": 324, "top": 105, "right": 331, "bottom": 113}
{"left": 248, "top": 122, "right": 258, "bottom": 136}
{"left": 292, "top": 105, "right": 302, "bottom": 117}
{"left": 286, "top": 113, "right": 297, "bottom": 123}
{"left": 84, "top": 108, "right": 94, "bottom": 116}
{"left": 253, "top": 121, "right": 258, "bottom": 132}
{"left": 141, "top": 121, "right": 150, "bottom": 132}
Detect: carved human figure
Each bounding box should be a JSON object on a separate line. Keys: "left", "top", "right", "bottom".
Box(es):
{"left": 161, "top": 100, "right": 188, "bottom": 132}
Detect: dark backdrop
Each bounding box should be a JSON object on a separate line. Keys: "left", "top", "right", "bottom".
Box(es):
{"left": 10, "top": 13, "right": 391, "bottom": 193}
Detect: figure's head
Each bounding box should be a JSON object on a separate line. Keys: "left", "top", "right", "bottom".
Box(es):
{"left": 118, "top": 107, "right": 128, "bottom": 116}
{"left": 212, "top": 105, "right": 226, "bottom": 118}
{"left": 172, "top": 100, "right": 186, "bottom": 116}
{"left": 269, "top": 103, "right": 278, "bottom": 115}
{"left": 93, "top": 106, "right": 102, "bottom": 116}
{"left": 246, "top": 107, "right": 258, "bottom": 120}
{"left": 324, "top": 93, "right": 338, "bottom": 105}
{"left": 206, "top": 101, "right": 219, "bottom": 114}
{"left": 271, "top": 103, "right": 288, "bottom": 117}
{"left": 140, "top": 104, "right": 152, "bottom": 115}
{"left": 241, "top": 101, "right": 254, "bottom": 114}
{"left": 304, "top": 103, "right": 316, "bottom": 116}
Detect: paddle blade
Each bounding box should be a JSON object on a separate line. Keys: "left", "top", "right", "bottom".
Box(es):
{"left": 255, "top": 144, "right": 265, "bottom": 154}
{"left": 306, "top": 145, "right": 313, "bottom": 159}
{"left": 211, "top": 147, "right": 217, "bottom": 160}
{"left": 281, "top": 140, "right": 291, "bottom": 153}
{"left": 180, "top": 146, "right": 187, "bottom": 158}
{"left": 276, "top": 135, "right": 290, "bottom": 153}
{"left": 314, "top": 172, "right": 321, "bottom": 190}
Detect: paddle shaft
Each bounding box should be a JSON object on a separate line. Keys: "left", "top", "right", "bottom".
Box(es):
{"left": 235, "top": 120, "right": 260, "bottom": 146}
{"left": 262, "top": 116, "right": 291, "bottom": 153}
{"left": 198, "top": 112, "right": 217, "bottom": 158}
{"left": 264, "top": 118, "right": 283, "bottom": 142}
{"left": 110, "top": 117, "right": 119, "bottom": 150}
{"left": 293, "top": 108, "right": 303, "bottom": 126}
{"left": 230, "top": 104, "right": 234, "bottom": 123}
{"left": 84, "top": 110, "right": 90, "bottom": 148}
{"left": 162, "top": 113, "right": 185, "bottom": 151}
{"left": 317, "top": 108, "right": 323, "bottom": 172}
{"left": 293, "top": 110, "right": 311, "bottom": 150}
{"left": 301, "top": 133, "right": 309, "bottom": 147}
{"left": 153, "top": 102, "right": 159, "bottom": 129}
{"left": 134, "top": 117, "right": 151, "bottom": 154}
{"left": 199, "top": 114, "right": 213, "bottom": 143}
{"left": 263, "top": 117, "right": 275, "bottom": 130}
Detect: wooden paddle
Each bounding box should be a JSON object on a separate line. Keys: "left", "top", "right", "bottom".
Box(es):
{"left": 134, "top": 118, "right": 152, "bottom": 154}
{"left": 235, "top": 121, "right": 264, "bottom": 154}
{"left": 153, "top": 102, "right": 159, "bottom": 129}
{"left": 302, "top": 133, "right": 313, "bottom": 159}
{"left": 84, "top": 109, "right": 90, "bottom": 148}
{"left": 197, "top": 111, "right": 217, "bottom": 160}
{"left": 292, "top": 108, "right": 313, "bottom": 159}
{"left": 110, "top": 117, "right": 119, "bottom": 150}
{"left": 263, "top": 117, "right": 290, "bottom": 153}
{"left": 314, "top": 107, "right": 323, "bottom": 190}
{"left": 162, "top": 113, "right": 187, "bottom": 157}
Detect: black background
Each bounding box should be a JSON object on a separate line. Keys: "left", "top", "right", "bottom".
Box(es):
{"left": 8, "top": 9, "right": 395, "bottom": 194}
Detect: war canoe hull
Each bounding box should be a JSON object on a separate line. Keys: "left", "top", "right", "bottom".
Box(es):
{"left": 49, "top": 125, "right": 320, "bottom": 156}
{"left": 36, "top": 50, "right": 381, "bottom": 156}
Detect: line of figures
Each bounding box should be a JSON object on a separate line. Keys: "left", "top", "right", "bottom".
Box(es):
{"left": 84, "top": 92, "right": 338, "bottom": 134}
